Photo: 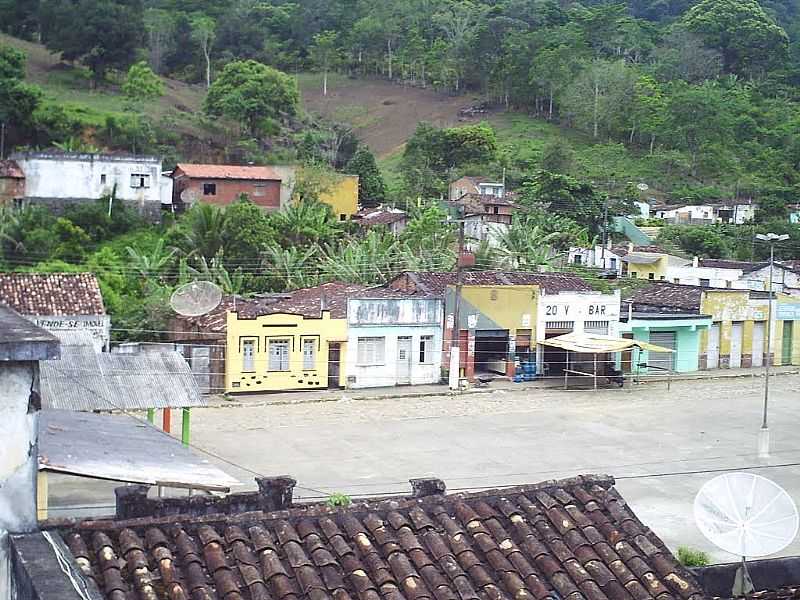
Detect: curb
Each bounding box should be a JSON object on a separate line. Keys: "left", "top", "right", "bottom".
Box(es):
{"left": 205, "top": 368, "right": 800, "bottom": 409}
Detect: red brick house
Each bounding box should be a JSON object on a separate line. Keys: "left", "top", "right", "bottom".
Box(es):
{"left": 171, "top": 164, "right": 283, "bottom": 209}
{"left": 0, "top": 159, "right": 25, "bottom": 205}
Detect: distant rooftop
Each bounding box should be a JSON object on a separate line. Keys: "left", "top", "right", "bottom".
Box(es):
{"left": 0, "top": 273, "right": 106, "bottom": 316}
{"left": 174, "top": 163, "right": 283, "bottom": 181}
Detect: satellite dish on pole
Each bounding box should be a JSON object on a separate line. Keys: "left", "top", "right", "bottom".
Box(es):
{"left": 180, "top": 188, "right": 200, "bottom": 205}
{"left": 694, "top": 473, "right": 798, "bottom": 595}
{"left": 636, "top": 183, "right": 649, "bottom": 192}
{"left": 170, "top": 281, "right": 223, "bottom": 317}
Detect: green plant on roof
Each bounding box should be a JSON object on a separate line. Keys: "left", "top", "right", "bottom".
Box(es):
{"left": 677, "top": 546, "right": 709, "bottom": 567}
{"left": 327, "top": 493, "right": 352, "bottom": 509}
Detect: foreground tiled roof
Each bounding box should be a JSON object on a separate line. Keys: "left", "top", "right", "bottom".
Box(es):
{"left": 0, "top": 159, "right": 24, "bottom": 178}
{"left": 175, "top": 163, "right": 282, "bottom": 181}
{"left": 623, "top": 283, "right": 703, "bottom": 312}
{"left": 0, "top": 272, "right": 105, "bottom": 315}
{"left": 61, "top": 475, "right": 704, "bottom": 600}
{"left": 390, "top": 272, "right": 593, "bottom": 297}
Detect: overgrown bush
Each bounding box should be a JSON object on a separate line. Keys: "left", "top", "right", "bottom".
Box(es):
{"left": 677, "top": 546, "right": 710, "bottom": 567}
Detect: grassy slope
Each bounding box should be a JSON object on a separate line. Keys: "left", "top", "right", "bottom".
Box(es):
{"left": 298, "top": 74, "right": 701, "bottom": 198}
{"left": 1, "top": 33, "right": 216, "bottom": 146}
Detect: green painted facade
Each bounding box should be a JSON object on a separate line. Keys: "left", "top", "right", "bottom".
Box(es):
{"left": 618, "top": 315, "right": 712, "bottom": 373}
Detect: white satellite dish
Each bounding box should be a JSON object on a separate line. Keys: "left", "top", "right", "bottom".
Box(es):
{"left": 636, "top": 183, "right": 649, "bottom": 192}
{"left": 180, "top": 188, "right": 200, "bottom": 205}
{"left": 170, "top": 281, "right": 223, "bottom": 317}
{"left": 694, "top": 472, "right": 799, "bottom": 558}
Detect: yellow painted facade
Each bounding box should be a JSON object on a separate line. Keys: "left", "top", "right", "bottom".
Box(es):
{"left": 626, "top": 256, "right": 668, "bottom": 281}
{"left": 319, "top": 174, "right": 359, "bottom": 219}
{"left": 459, "top": 285, "right": 539, "bottom": 345}
{"left": 697, "top": 290, "right": 800, "bottom": 366}
{"left": 225, "top": 311, "right": 348, "bottom": 393}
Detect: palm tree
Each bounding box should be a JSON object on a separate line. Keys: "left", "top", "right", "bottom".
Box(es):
{"left": 495, "top": 218, "right": 560, "bottom": 270}
{"left": 322, "top": 230, "right": 400, "bottom": 285}
{"left": 126, "top": 238, "right": 178, "bottom": 281}
{"left": 179, "top": 250, "right": 245, "bottom": 295}
{"left": 269, "top": 201, "right": 341, "bottom": 247}
{"left": 262, "top": 244, "right": 320, "bottom": 291}
{"left": 0, "top": 206, "right": 21, "bottom": 262}
{"left": 178, "top": 203, "right": 228, "bottom": 260}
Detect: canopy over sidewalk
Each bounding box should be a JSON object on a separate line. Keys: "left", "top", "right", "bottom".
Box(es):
{"left": 540, "top": 332, "right": 675, "bottom": 354}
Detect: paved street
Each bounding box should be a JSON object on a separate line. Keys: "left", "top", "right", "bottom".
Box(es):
{"left": 51, "top": 373, "right": 800, "bottom": 563}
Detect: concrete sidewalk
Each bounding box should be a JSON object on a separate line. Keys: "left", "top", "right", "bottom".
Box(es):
{"left": 209, "top": 365, "right": 800, "bottom": 408}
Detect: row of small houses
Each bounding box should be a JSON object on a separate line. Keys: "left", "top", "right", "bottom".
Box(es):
{"left": 4, "top": 270, "right": 800, "bottom": 395}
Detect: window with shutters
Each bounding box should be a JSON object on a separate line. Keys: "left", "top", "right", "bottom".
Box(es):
{"left": 302, "top": 338, "right": 316, "bottom": 370}
{"left": 357, "top": 337, "right": 385, "bottom": 365}
{"left": 419, "top": 335, "right": 434, "bottom": 363}
{"left": 268, "top": 339, "right": 290, "bottom": 371}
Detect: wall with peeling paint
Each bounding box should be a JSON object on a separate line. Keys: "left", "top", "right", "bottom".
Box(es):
{"left": 0, "top": 364, "right": 40, "bottom": 600}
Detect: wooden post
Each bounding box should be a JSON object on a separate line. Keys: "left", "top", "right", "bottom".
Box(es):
{"left": 163, "top": 408, "right": 171, "bottom": 433}
{"left": 181, "top": 408, "right": 190, "bottom": 446}
{"left": 37, "top": 471, "right": 48, "bottom": 521}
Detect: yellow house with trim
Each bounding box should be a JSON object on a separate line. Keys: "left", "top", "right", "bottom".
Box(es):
{"left": 225, "top": 283, "right": 364, "bottom": 393}
{"left": 319, "top": 174, "right": 359, "bottom": 221}
{"left": 699, "top": 289, "right": 800, "bottom": 368}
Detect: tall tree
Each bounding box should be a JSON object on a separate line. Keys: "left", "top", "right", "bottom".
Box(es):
{"left": 682, "top": 0, "right": 789, "bottom": 76}
{"left": 190, "top": 13, "right": 216, "bottom": 89}
{"left": 310, "top": 31, "right": 340, "bottom": 96}
{"left": 40, "top": 0, "right": 144, "bottom": 83}
{"left": 345, "top": 146, "right": 386, "bottom": 207}
{"left": 143, "top": 8, "right": 174, "bottom": 74}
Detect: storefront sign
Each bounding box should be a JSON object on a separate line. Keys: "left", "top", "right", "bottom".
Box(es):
{"left": 776, "top": 303, "right": 800, "bottom": 320}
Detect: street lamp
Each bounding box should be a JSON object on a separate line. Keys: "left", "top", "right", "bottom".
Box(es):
{"left": 755, "top": 232, "right": 789, "bottom": 458}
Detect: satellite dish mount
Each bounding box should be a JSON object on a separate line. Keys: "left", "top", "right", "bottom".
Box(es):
{"left": 170, "top": 281, "right": 223, "bottom": 317}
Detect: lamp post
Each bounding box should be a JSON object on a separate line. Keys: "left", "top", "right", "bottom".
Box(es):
{"left": 755, "top": 232, "right": 789, "bottom": 458}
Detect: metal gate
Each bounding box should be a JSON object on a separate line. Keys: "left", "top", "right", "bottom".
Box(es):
{"left": 730, "top": 322, "right": 743, "bottom": 368}
{"left": 648, "top": 331, "right": 676, "bottom": 372}
{"left": 707, "top": 323, "right": 720, "bottom": 369}
{"left": 752, "top": 322, "right": 765, "bottom": 367}
{"left": 396, "top": 336, "right": 412, "bottom": 385}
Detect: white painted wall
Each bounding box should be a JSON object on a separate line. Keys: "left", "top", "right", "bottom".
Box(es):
{"left": 345, "top": 325, "right": 442, "bottom": 388}
{"left": 667, "top": 265, "right": 744, "bottom": 288}
{"left": 160, "top": 174, "right": 174, "bottom": 206}
{"left": 464, "top": 217, "right": 508, "bottom": 248}
{"left": 26, "top": 315, "right": 110, "bottom": 351}
{"left": 536, "top": 291, "right": 621, "bottom": 342}
{"left": 13, "top": 152, "right": 163, "bottom": 203}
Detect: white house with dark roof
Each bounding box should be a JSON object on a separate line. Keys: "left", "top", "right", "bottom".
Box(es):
{"left": 0, "top": 272, "right": 109, "bottom": 351}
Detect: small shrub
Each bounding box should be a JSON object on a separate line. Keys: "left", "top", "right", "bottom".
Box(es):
{"left": 677, "top": 546, "right": 709, "bottom": 567}
{"left": 326, "top": 493, "right": 352, "bottom": 509}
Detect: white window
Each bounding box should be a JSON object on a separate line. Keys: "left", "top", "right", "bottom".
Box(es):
{"left": 130, "top": 173, "right": 150, "bottom": 188}
{"left": 242, "top": 339, "right": 255, "bottom": 372}
{"left": 268, "top": 339, "right": 290, "bottom": 371}
{"left": 357, "top": 337, "right": 385, "bottom": 365}
{"left": 254, "top": 183, "right": 266, "bottom": 197}
{"left": 302, "top": 339, "right": 316, "bottom": 370}
{"left": 419, "top": 335, "right": 434, "bottom": 364}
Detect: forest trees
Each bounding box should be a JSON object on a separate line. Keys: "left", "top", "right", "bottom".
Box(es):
{"left": 204, "top": 60, "right": 299, "bottom": 135}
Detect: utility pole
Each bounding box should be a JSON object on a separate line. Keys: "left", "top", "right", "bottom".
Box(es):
{"left": 756, "top": 232, "right": 789, "bottom": 458}
{"left": 449, "top": 210, "right": 466, "bottom": 391}
{"left": 0, "top": 122, "right": 5, "bottom": 159}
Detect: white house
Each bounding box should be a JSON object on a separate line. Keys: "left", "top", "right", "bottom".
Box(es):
{"left": 11, "top": 151, "right": 167, "bottom": 219}
{"left": 346, "top": 293, "right": 443, "bottom": 388}
{"left": 654, "top": 202, "right": 756, "bottom": 225}
{"left": 448, "top": 176, "right": 505, "bottom": 201}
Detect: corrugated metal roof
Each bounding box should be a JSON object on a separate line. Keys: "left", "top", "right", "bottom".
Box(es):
{"left": 40, "top": 348, "right": 205, "bottom": 411}
{"left": 174, "top": 163, "right": 282, "bottom": 181}
{"left": 39, "top": 410, "right": 239, "bottom": 491}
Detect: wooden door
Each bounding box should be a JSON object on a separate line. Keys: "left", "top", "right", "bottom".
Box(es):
{"left": 396, "top": 337, "right": 412, "bottom": 385}
{"left": 327, "top": 343, "right": 341, "bottom": 389}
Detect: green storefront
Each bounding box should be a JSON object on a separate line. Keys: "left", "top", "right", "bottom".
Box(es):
{"left": 618, "top": 312, "right": 713, "bottom": 373}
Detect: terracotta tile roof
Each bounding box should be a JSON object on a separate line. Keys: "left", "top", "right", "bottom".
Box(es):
{"left": 0, "top": 159, "right": 24, "bottom": 178}
{"left": 390, "top": 271, "right": 593, "bottom": 297}
{"left": 60, "top": 474, "right": 704, "bottom": 600}
{"left": 357, "top": 208, "right": 409, "bottom": 227}
{"left": 623, "top": 282, "right": 703, "bottom": 313}
{"left": 261, "top": 282, "right": 368, "bottom": 319}
{"left": 175, "top": 164, "right": 282, "bottom": 181}
{"left": 0, "top": 273, "right": 105, "bottom": 316}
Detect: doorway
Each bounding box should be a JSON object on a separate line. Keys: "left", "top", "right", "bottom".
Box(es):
{"left": 396, "top": 336, "right": 412, "bottom": 385}
{"left": 729, "top": 322, "right": 743, "bottom": 368}
{"left": 752, "top": 322, "right": 765, "bottom": 367}
{"left": 327, "top": 343, "right": 342, "bottom": 388}
{"left": 707, "top": 323, "right": 720, "bottom": 369}
{"left": 782, "top": 321, "right": 793, "bottom": 365}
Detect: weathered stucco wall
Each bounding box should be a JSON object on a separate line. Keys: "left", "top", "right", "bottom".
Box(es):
{"left": 0, "top": 363, "right": 39, "bottom": 600}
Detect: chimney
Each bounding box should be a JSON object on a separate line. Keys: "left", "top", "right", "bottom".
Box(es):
{"left": 410, "top": 478, "right": 446, "bottom": 498}
{"left": 115, "top": 485, "right": 151, "bottom": 519}
{"left": 255, "top": 476, "right": 297, "bottom": 511}
{"left": 627, "top": 242, "right": 634, "bottom": 253}
{"left": 693, "top": 256, "right": 699, "bottom": 268}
